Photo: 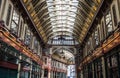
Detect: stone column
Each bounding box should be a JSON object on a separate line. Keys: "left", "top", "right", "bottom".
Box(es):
{"left": 63, "top": 73, "right": 66, "bottom": 78}
{"left": 80, "top": 70, "right": 83, "bottom": 78}
{"left": 48, "top": 70, "right": 51, "bottom": 78}
{"left": 53, "top": 71, "right": 55, "bottom": 78}
{"left": 41, "top": 69, "right": 44, "bottom": 78}
{"left": 53, "top": 71, "right": 54, "bottom": 78}
{"left": 17, "top": 55, "right": 22, "bottom": 78}
{"left": 55, "top": 72, "right": 56, "bottom": 78}
{"left": 92, "top": 63, "right": 95, "bottom": 78}
{"left": 29, "top": 61, "right": 32, "bottom": 78}
{"left": 52, "top": 71, "right": 53, "bottom": 78}
{"left": 101, "top": 56, "right": 106, "bottom": 78}
{"left": 38, "top": 68, "right": 40, "bottom": 78}
{"left": 60, "top": 72, "right": 62, "bottom": 78}
{"left": 50, "top": 71, "right": 52, "bottom": 78}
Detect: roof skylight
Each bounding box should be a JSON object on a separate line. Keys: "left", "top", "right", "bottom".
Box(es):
{"left": 46, "top": 0, "right": 78, "bottom": 36}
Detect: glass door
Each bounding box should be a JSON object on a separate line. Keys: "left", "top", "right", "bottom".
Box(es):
{"left": 106, "top": 53, "right": 119, "bottom": 78}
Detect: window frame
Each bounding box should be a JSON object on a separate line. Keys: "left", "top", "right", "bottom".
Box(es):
{"left": 24, "top": 26, "right": 32, "bottom": 47}
{"left": 104, "top": 10, "right": 113, "bottom": 36}
{"left": 33, "top": 36, "right": 39, "bottom": 53}
{"left": 5, "top": 1, "right": 13, "bottom": 28}
{"left": 101, "top": 20, "right": 106, "bottom": 40}
{"left": 1, "top": 0, "right": 7, "bottom": 19}
{"left": 10, "top": 8, "right": 20, "bottom": 36}
{"left": 118, "top": 0, "right": 120, "bottom": 19}
{"left": 98, "top": 26, "right": 101, "bottom": 42}
{"left": 87, "top": 39, "right": 91, "bottom": 55}
{"left": 18, "top": 18, "right": 24, "bottom": 37}
{"left": 94, "top": 28, "right": 99, "bottom": 46}
{"left": 111, "top": 5, "right": 117, "bottom": 27}
{"left": 91, "top": 33, "right": 95, "bottom": 49}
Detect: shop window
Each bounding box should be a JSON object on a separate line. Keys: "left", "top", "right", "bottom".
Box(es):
{"left": 44, "top": 69, "right": 48, "bottom": 77}
{"left": 83, "top": 66, "right": 88, "bottom": 78}
{"left": 0, "top": 67, "right": 17, "bottom": 78}
{"left": 112, "top": 5, "right": 117, "bottom": 26}
{"left": 6, "top": 4, "right": 12, "bottom": 26}
{"left": 111, "top": 56, "right": 117, "bottom": 67}
{"left": 10, "top": 9, "right": 19, "bottom": 35}
{"left": 105, "top": 11, "right": 113, "bottom": 35}
{"left": 107, "top": 55, "right": 118, "bottom": 68}
{"left": 88, "top": 64, "right": 93, "bottom": 78}
{"left": 106, "top": 54, "right": 119, "bottom": 78}
{"left": 24, "top": 27, "right": 31, "bottom": 46}
{"left": 94, "top": 59, "right": 103, "bottom": 78}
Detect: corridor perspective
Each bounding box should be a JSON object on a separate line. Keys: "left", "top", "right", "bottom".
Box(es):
{"left": 0, "top": 0, "right": 120, "bottom": 78}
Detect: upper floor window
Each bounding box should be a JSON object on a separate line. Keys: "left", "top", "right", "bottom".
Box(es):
{"left": 101, "top": 22, "right": 105, "bottom": 39}
{"left": 58, "top": 62, "right": 60, "bottom": 67}
{"left": 87, "top": 40, "right": 91, "bottom": 54}
{"left": 6, "top": 4, "right": 12, "bottom": 26}
{"left": 94, "top": 29, "right": 99, "bottom": 46}
{"left": 112, "top": 5, "right": 117, "bottom": 26}
{"left": 45, "top": 58, "right": 47, "bottom": 64}
{"left": 34, "top": 37, "right": 39, "bottom": 53}
{"left": 105, "top": 11, "right": 113, "bottom": 35}
{"left": 24, "top": 27, "right": 32, "bottom": 46}
{"left": 19, "top": 20, "right": 23, "bottom": 37}
{"left": 84, "top": 45, "right": 87, "bottom": 56}
{"left": 83, "top": 46, "right": 87, "bottom": 57}
{"left": 11, "top": 9, "right": 19, "bottom": 35}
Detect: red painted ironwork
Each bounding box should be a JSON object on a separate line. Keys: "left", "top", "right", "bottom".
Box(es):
{"left": 79, "top": 30, "right": 120, "bottom": 71}
{"left": 0, "top": 61, "right": 18, "bottom": 69}
{"left": 0, "top": 23, "right": 43, "bottom": 66}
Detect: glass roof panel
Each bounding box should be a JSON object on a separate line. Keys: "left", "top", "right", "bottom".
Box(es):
{"left": 53, "top": 28, "right": 73, "bottom": 32}
{"left": 46, "top": 0, "right": 78, "bottom": 36}
{"left": 52, "top": 25, "right": 74, "bottom": 28}
{"left": 52, "top": 32, "right": 73, "bottom": 36}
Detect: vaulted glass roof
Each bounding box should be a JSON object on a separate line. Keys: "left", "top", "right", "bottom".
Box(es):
{"left": 22, "top": 0, "right": 102, "bottom": 64}
{"left": 46, "top": 0, "right": 78, "bottom": 37}
{"left": 23, "top": 0, "right": 102, "bottom": 44}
